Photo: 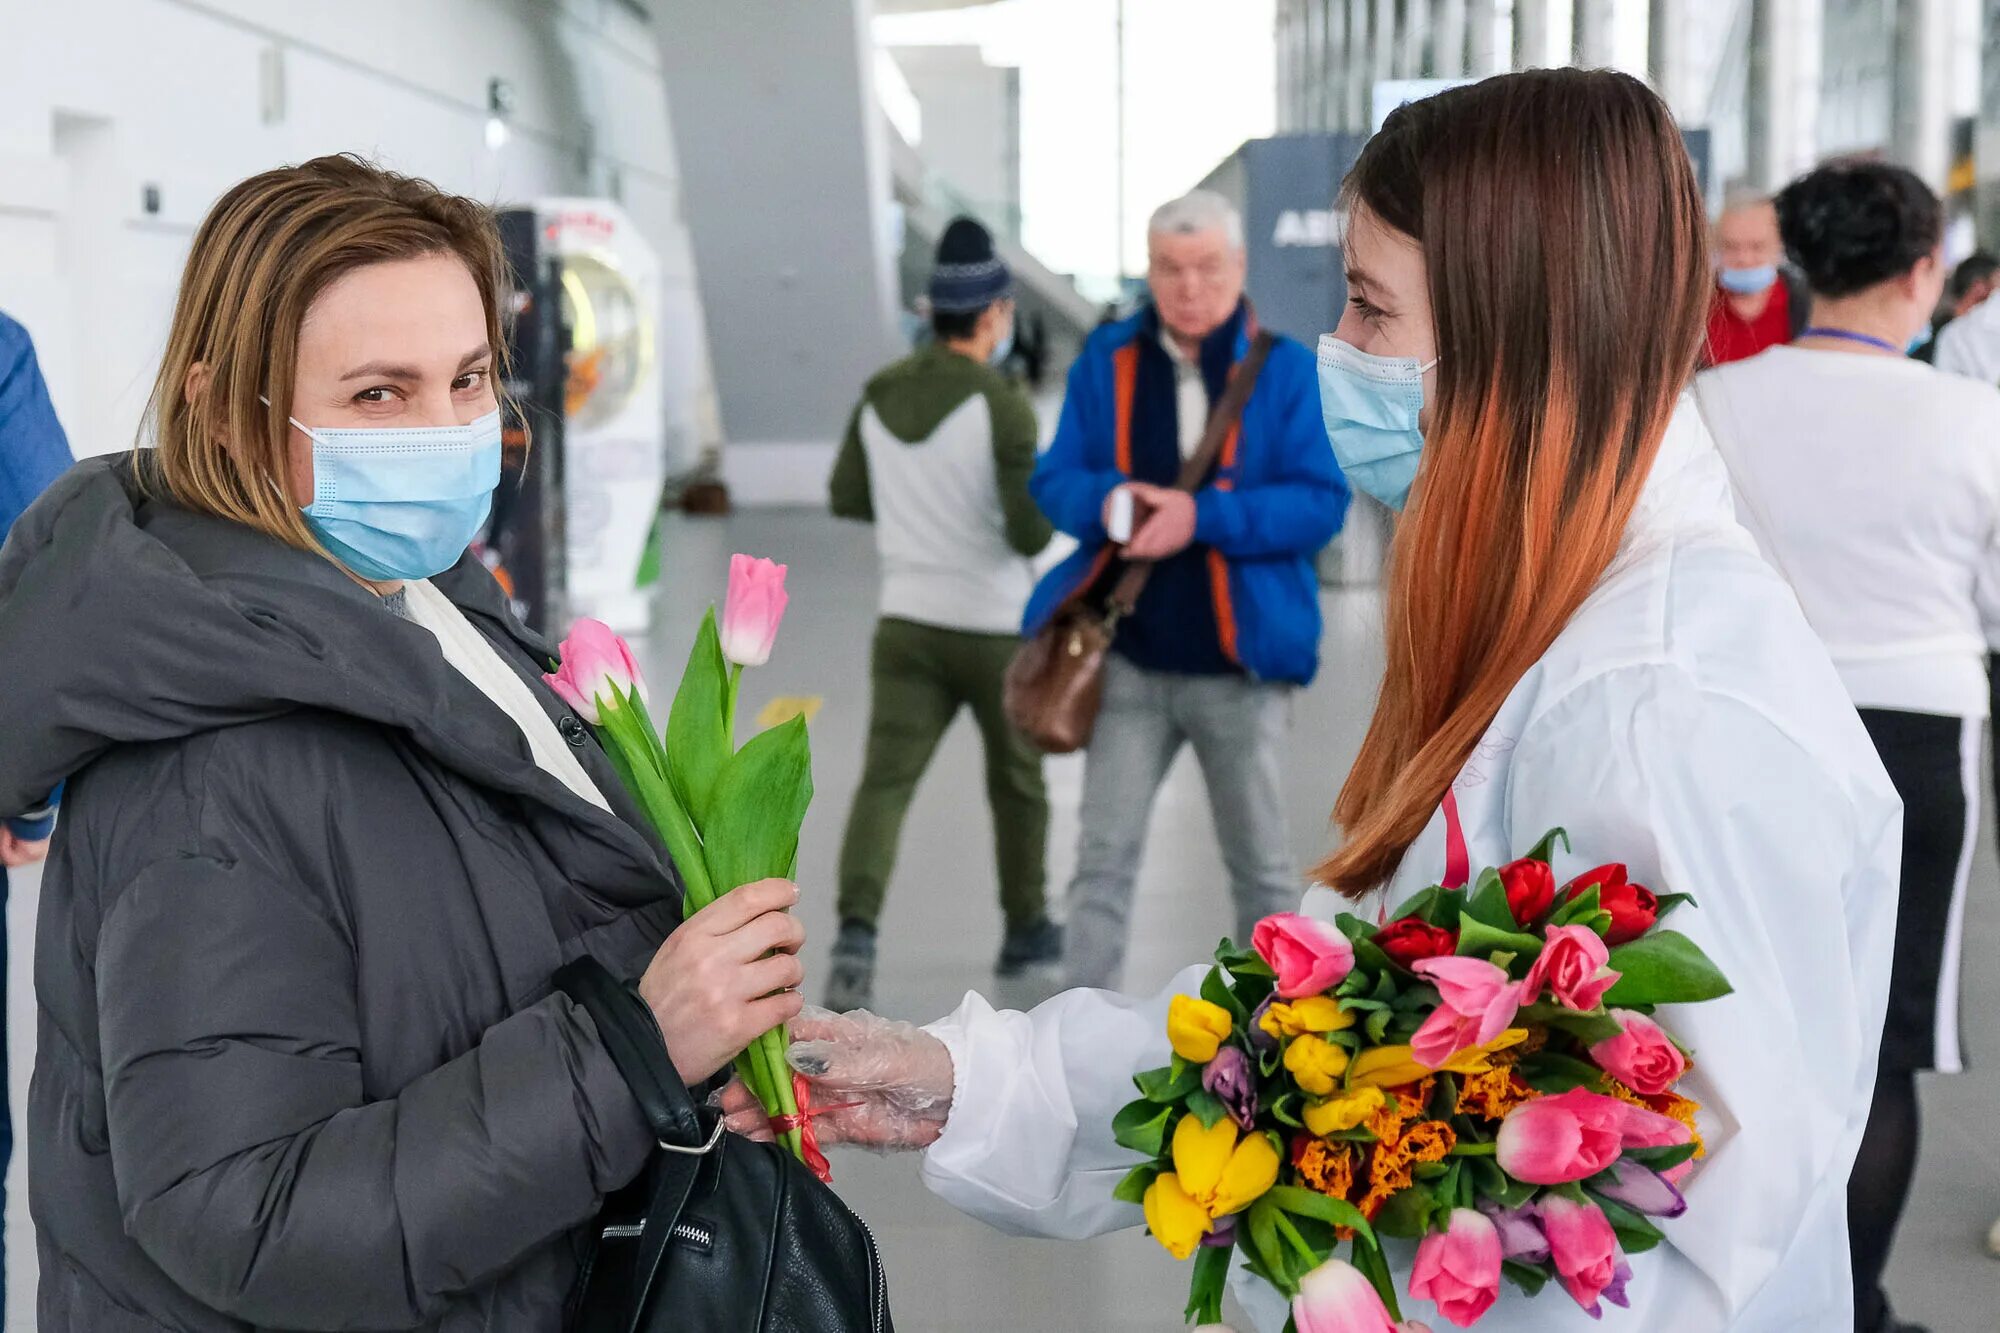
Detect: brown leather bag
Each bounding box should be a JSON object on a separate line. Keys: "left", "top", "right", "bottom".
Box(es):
{"left": 1004, "top": 330, "right": 1277, "bottom": 754}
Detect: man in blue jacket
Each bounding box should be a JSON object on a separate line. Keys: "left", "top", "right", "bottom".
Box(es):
{"left": 1028, "top": 191, "right": 1348, "bottom": 990}
{"left": 0, "top": 308, "right": 72, "bottom": 1303}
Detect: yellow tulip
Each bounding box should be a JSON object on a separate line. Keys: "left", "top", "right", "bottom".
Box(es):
{"left": 1142, "top": 1172, "right": 1213, "bottom": 1260}
{"left": 1349, "top": 1028, "right": 1531, "bottom": 1090}
{"left": 1209, "top": 1129, "right": 1281, "bottom": 1216}
{"left": 1283, "top": 1034, "right": 1351, "bottom": 1096}
{"left": 1171, "top": 1110, "right": 1238, "bottom": 1201}
{"left": 1303, "top": 1085, "right": 1388, "bottom": 1137}
{"left": 1166, "top": 995, "right": 1235, "bottom": 1064}
{"left": 1258, "top": 995, "right": 1355, "bottom": 1040}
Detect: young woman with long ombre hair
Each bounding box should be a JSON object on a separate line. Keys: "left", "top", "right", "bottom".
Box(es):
{"left": 780, "top": 70, "right": 1901, "bottom": 1331}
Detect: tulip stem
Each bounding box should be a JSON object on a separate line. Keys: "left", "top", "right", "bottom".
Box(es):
{"left": 724, "top": 663, "right": 743, "bottom": 749}
{"left": 1450, "top": 1142, "right": 1498, "bottom": 1157}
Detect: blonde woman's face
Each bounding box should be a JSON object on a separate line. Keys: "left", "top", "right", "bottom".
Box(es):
{"left": 284, "top": 253, "right": 498, "bottom": 503}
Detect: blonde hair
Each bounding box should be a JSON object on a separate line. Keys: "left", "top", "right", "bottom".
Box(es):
{"left": 141, "top": 153, "right": 511, "bottom": 552}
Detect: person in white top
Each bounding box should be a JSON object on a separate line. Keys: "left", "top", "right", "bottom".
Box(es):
{"left": 1930, "top": 252, "right": 2000, "bottom": 385}
{"left": 1697, "top": 158, "right": 2000, "bottom": 1333}
{"left": 769, "top": 71, "right": 1900, "bottom": 1333}
{"left": 824, "top": 216, "right": 1060, "bottom": 1012}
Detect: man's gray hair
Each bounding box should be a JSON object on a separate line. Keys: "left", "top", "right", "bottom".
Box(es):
{"left": 1147, "top": 190, "right": 1244, "bottom": 251}
{"left": 1719, "top": 186, "right": 1775, "bottom": 218}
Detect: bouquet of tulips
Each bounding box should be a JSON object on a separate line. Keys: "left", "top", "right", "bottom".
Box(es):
{"left": 1112, "top": 829, "right": 1733, "bottom": 1330}
{"left": 547, "top": 555, "right": 830, "bottom": 1176}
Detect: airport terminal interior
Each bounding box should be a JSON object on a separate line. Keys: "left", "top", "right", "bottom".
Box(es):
{"left": 3, "top": 0, "right": 2000, "bottom": 1329}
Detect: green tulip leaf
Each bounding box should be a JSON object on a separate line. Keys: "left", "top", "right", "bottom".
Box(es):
{"left": 1112, "top": 1161, "right": 1160, "bottom": 1205}
{"left": 1455, "top": 917, "right": 1546, "bottom": 964}
{"left": 1602, "top": 930, "right": 1735, "bottom": 1007}
{"left": 666, "top": 608, "right": 732, "bottom": 825}
{"left": 1112, "top": 1100, "right": 1173, "bottom": 1157}
{"left": 1524, "top": 827, "right": 1571, "bottom": 865}
{"left": 699, "top": 714, "right": 812, "bottom": 894}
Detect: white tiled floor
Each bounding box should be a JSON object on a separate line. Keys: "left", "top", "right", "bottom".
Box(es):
{"left": 4, "top": 507, "right": 1996, "bottom": 1330}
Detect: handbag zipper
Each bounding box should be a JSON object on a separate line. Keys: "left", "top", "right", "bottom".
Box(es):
{"left": 598, "top": 1220, "right": 713, "bottom": 1252}
{"left": 851, "top": 1209, "right": 886, "bottom": 1333}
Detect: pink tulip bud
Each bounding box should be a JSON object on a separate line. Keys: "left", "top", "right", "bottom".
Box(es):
{"left": 720, "top": 554, "right": 789, "bottom": 668}
{"left": 1293, "top": 1257, "right": 1399, "bottom": 1333}
{"left": 1409, "top": 1208, "right": 1503, "bottom": 1328}
{"left": 1588, "top": 1009, "right": 1687, "bottom": 1096}
{"left": 1495, "top": 1088, "right": 1631, "bottom": 1185}
{"left": 1537, "top": 1194, "right": 1629, "bottom": 1317}
{"left": 545, "top": 618, "right": 649, "bottom": 725}
{"left": 1253, "top": 913, "right": 1355, "bottom": 999}
{"left": 1521, "top": 924, "right": 1620, "bottom": 1012}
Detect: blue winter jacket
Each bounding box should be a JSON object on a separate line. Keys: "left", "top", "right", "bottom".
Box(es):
{"left": 0, "top": 310, "right": 72, "bottom": 839}
{"left": 1024, "top": 307, "right": 1348, "bottom": 686}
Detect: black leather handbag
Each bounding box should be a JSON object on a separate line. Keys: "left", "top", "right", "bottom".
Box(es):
{"left": 555, "top": 958, "right": 892, "bottom": 1333}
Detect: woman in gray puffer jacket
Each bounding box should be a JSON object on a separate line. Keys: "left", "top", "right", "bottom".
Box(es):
{"left": 0, "top": 156, "right": 805, "bottom": 1330}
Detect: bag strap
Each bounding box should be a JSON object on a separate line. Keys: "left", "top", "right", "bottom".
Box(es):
{"left": 1106, "top": 329, "right": 1278, "bottom": 615}
{"left": 556, "top": 956, "right": 712, "bottom": 1148}
{"left": 556, "top": 955, "right": 718, "bottom": 1329}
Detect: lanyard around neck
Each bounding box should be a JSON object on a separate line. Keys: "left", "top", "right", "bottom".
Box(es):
{"left": 1797, "top": 326, "right": 1904, "bottom": 355}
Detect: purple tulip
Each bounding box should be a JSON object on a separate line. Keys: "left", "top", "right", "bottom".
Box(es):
{"left": 1595, "top": 1159, "right": 1688, "bottom": 1219}
{"left": 1249, "top": 995, "right": 1279, "bottom": 1053}
{"left": 1200, "top": 1214, "right": 1239, "bottom": 1249}
{"left": 1203, "top": 1045, "right": 1259, "bottom": 1129}
{"left": 1476, "top": 1199, "right": 1551, "bottom": 1265}
{"left": 1602, "top": 1257, "right": 1634, "bottom": 1310}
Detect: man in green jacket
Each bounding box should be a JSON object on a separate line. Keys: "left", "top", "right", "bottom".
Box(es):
{"left": 826, "top": 217, "right": 1057, "bottom": 1010}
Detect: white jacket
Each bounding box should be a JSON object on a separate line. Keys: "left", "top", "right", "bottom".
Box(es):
{"left": 916, "top": 401, "right": 1902, "bottom": 1332}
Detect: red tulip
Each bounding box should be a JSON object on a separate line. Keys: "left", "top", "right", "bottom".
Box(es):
{"left": 1375, "top": 918, "right": 1458, "bottom": 968}
{"left": 1566, "top": 864, "right": 1660, "bottom": 944}
{"left": 1499, "top": 858, "right": 1556, "bottom": 926}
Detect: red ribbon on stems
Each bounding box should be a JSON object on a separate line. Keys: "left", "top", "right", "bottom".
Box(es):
{"left": 768, "top": 1072, "right": 860, "bottom": 1184}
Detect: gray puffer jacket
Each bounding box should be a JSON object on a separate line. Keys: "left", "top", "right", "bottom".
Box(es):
{"left": 0, "top": 457, "right": 684, "bottom": 1330}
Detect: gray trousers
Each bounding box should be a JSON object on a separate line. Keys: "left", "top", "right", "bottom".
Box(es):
{"left": 1063, "top": 654, "right": 1299, "bottom": 990}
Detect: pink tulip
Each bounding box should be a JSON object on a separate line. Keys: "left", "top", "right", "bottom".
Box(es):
{"left": 546, "top": 618, "right": 650, "bottom": 725}
{"left": 1618, "top": 1101, "right": 1693, "bottom": 1151}
{"left": 720, "top": 554, "right": 789, "bottom": 668}
{"left": 1410, "top": 956, "right": 1525, "bottom": 1068}
{"left": 1293, "top": 1257, "right": 1399, "bottom": 1333}
{"left": 1589, "top": 1010, "right": 1687, "bottom": 1096}
{"left": 1254, "top": 913, "right": 1355, "bottom": 999}
{"left": 1522, "top": 925, "right": 1620, "bottom": 1012}
{"left": 1409, "top": 1209, "right": 1504, "bottom": 1328}
{"left": 1495, "top": 1088, "right": 1630, "bottom": 1185}
{"left": 1537, "top": 1195, "right": 1628, "bottom": 1317}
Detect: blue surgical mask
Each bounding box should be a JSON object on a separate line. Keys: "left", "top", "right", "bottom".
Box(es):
{"left": 1907, "top": 324, "right": 1934, "bottom": 355}
{"left": 1317, "top": 334, "right": 1434, "bottom": 511}
{"left": 990, "top": 322, "right": 1015, "bottom": 367}
{"left": 278, "top": 404, "right": 504, "bottom": 581}
{"left": 1718, "top": 264, "right": 1778, "bottom": 295}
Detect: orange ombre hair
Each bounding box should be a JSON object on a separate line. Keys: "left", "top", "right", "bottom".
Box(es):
{"left": 1318, "top": 70, "right": 1711, "bottom": 897}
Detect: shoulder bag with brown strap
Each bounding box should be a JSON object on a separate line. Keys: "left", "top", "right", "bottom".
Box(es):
{"left": 1004, "top": 329, "right": 1277, "bottom": 754}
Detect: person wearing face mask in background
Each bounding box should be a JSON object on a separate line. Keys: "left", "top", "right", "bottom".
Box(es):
{"left": 1016, "top": 189, "right": 1347, "bottom": 994}
{"left": 1703, "top": 189, "right": 1811, "bottom": 366}
{"left": 1696, "top": 160, "right": 2000, "bottom": 1333}
{"left": 775, "top": 71, "right": 1897, "bottom": 1333}
{"left": 0, "top": 155, "right": 806, "bottom": 1332}
{"left": 825, "top": 216, "right": 1059, "bottom": 1011}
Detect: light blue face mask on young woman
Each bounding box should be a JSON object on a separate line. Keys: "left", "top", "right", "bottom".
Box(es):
{"left": 1316, "top": 333, "right": 1436, "bottom": 511}
{"left": 275, "top": 403, "right": 504, "bottom": 581}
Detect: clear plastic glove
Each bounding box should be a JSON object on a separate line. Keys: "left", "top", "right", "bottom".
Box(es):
{"left": 777, "top": 1006, "right": 955, "bottom": 1152}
